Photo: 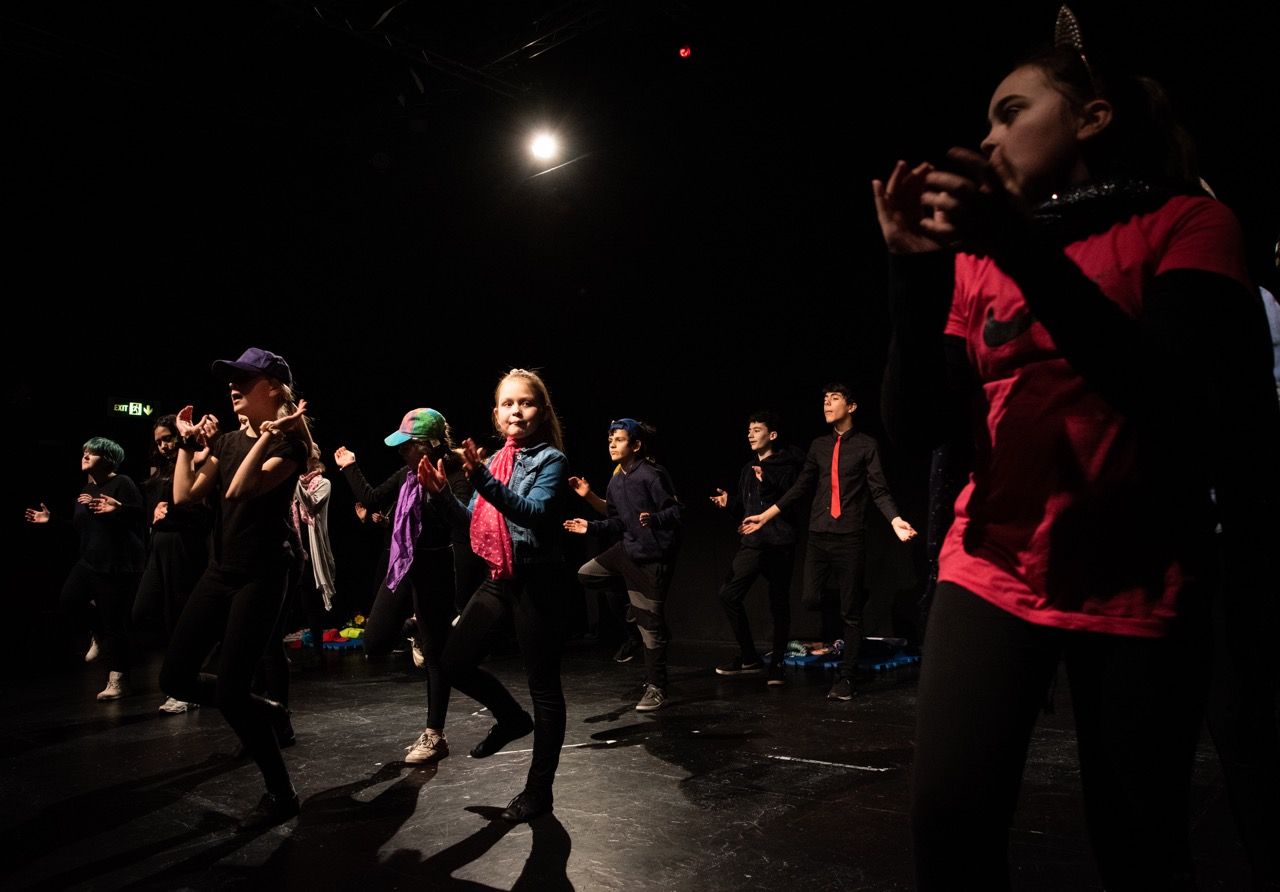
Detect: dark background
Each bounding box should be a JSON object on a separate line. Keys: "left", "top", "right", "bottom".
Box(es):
{"left": 6, "top": 2, "right": 1278, "bottom": 662}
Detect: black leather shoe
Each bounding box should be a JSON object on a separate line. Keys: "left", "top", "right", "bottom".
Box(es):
{"left": 469, "top": 712, "right": 534, "bottom": 758}
{"left": 500, "top": 790, "right": 552, "bottom": 823}
{"left": 237, "top": 791, "right": 301, "bottom": 832}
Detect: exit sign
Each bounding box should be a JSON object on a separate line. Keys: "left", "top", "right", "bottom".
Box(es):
{"left": 112, "top": 401, "right": 156, "bottom": 418}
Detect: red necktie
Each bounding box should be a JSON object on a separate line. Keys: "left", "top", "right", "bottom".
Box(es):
{"left": 830, "top": 435, "right": 841, "bottom": 519}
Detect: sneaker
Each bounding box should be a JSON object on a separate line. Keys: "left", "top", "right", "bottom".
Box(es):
{"left": 500, "top": 789, "right": 553, "bottom": 823}
{"left": 469, "top": 712, "right": 535, "bottom": 758}
{"left": 410, "top": 638, "right": 426, "bottom": 669}
{"left": 404, "top": 728, "right": 449, "bottom": 764}
{"left": 84, "top": 635, "right": 99, "bottom": 663}
{"left": 613, "top": 637, "right": 641, "bottom": 664}
{"left": 715, "top": 657, "right": 763, "bottom": 676}
{"left": 96, "top": 671, "right": 128, "bottom": 701}
{"left": 635, "top": 684, "right": 667, "bottom": 712}
{"left": 826, "top": 676, "right": 856, "bottom": 702}
{"left": 159, "top": 697, "right": 196, "bottom": 714}
{"left": 766, "top": 661, "right": 787, "bottom": 686}
{"left": 236, "top": 790, "right": 301, "bottom": 833}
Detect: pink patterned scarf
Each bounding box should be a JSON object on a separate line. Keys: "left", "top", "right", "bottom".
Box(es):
{"left": 470, "top": 438, "right": 518, "bottom": 580}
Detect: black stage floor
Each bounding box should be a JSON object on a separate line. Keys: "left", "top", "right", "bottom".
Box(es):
{"left": 2, "top": 641, "right": 1254, "bottom": 890}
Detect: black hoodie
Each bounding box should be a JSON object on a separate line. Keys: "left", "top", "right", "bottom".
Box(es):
{"left": 731, "top": 445, "right": 803, "bottom": 548}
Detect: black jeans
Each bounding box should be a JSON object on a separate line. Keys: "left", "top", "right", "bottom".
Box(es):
{"left": 442, "top": 564, "right": 566, "bottom": 797}
{"left": 801, "top": 531, "right": 866, "bottom": 676}
{"left": 718, "top": 543, "right": 795, "bottom": 664}
{"left": 911, "top": 582, "right": 1205, "bottom": 891}
{"left": 61, "top": 562, "right": 139, "bottom": 674}
{"left": 578, "top": 543, "right": 675, "bottom": 688}
{"left": 160, "top": 563, "right": 293, "bottom": 795}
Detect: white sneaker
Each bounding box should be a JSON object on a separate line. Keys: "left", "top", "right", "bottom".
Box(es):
{"left": 410, "top": 637, "right": 426, "bottom": 669}
{"left": 159, "top": 697, "right": 196, "bottom": 714}
{"left": 404, "top": 728, "right": 449, "bottom": 764}
{"left": 84, "top": 635, "right": 100, "bottom": 663}
{"left": 96, "top": 671, "right": 128, "bottom": 701}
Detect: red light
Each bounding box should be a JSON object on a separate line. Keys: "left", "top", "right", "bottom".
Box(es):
{"left": 678, "top": 45, "right": 692, "bottom": 59}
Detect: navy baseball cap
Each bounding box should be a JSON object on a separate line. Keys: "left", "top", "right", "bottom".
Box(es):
{"left": 211, "top": 347, "right": 292, "bottom": 387}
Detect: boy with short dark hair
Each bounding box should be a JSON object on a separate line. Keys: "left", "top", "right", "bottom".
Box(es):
{"left": 711, "top": 410, "right": 803, "bottom": 685}
{"left": 741, "top": 384, "right": 916, "bottom": 701}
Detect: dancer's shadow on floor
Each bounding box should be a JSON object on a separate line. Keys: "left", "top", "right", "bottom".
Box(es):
{"left": 118, "top": 762, "right": 572, "bottom": 890}
{"left": 395, "top": 806, "right": 573, "bottom": 891}
{"left": 1, "top": 751, "right": 243, "bottom": 881}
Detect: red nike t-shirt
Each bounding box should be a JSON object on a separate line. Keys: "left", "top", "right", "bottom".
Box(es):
{"left": 940, "top": 195, "right": 1251, "bottom": 636}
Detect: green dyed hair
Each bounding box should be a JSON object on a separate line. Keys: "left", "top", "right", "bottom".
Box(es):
{"left": 83, "top": 437, "right": 125, "bottom": 469}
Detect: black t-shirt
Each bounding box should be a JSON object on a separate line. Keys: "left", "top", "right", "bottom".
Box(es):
{"left": 208, "top": 429, "right": 307, "bottom": 573}
{"left": 74, "top": 475, "right": 147, "bottom": 574}
{"left": 143, "top": 460, "right": 213, "bottom": 536}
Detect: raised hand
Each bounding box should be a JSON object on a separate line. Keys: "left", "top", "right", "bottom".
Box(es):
{"left": 88, "top": 495, "right": 120, "bottom": 514}
{"left": 872, "top": 160, "right": 943, "bottom": 254}
{"left": 154, "top": 501, "right": 169, "bottom": 524}
{"left": 460, "top": 439, "right": 487, "bottom": 474}
{"left": 563, "top": 518, "right": 589, "bottom": 534}
{"left": 24, "top": 502, "right": 50, "bottom": 524}
{"left": 334, "top": 446, "right": 356, "bottom": 468}
{"left": 261, "top": 399, "right": 308, "bottom": 437}
{"left": 197, "top": 414, "right": 220, "bottom": 444}
{"left": 919, "top": 147, "right": 1028, "bottom": 255}
{"left": 175, "top": 404, "right": 200, "bottom": 439}
{"left": 568, "top": 476, "right": 591, "bottom": 498}
{"left": 710, "top": 488, "right": 729, "bottom": 508}
{"left": 417, "top": 455, "right": 448, "bottom": 493}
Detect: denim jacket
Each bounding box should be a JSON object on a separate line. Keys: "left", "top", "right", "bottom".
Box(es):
{"left": 431, "top": 440, "right": 568, "bottom": 565}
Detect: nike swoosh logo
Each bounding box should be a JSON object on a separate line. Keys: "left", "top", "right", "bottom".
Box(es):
{"left": 983, "top": 307, "right": 1034, "bottom": 348}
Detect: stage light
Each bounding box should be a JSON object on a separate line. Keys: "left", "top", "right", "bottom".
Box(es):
{"left": 530, "top": 132, "right": 559, "bottom": 162}
{"left": 678, "top": 45, "right": 692, "bottom": 59}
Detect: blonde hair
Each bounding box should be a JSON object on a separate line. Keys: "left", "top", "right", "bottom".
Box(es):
{"left": 276, "top": 380, "right": 318, "bottom": 461}
{"left": 493, "top": 368, "right": 564, "bottom": 452}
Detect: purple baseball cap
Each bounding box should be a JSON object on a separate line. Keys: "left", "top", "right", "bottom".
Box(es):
{"left": 211, "top": 347, "right": 292, "bottom": 387}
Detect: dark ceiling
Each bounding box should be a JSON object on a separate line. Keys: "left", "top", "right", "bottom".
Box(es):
{"left": 5, "top": 1, "right": 1278, "bottom": 486}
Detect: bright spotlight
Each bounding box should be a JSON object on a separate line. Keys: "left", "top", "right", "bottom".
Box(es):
{"left": 530, "top": 132, "right": 559, "bottom": 162}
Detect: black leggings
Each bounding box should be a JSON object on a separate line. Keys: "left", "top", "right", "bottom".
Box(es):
{"left": 718, "top": 543, "right": 795, "bottom": 664}
{"left": 911, "top": 582, "right": 1205, "bottom": 891}
{"left": 363, "top": 578, "right": 415, "bottom": 658}
{"left": 160, "top": 563, "right": 293, "bottom": 795}
{"left": 409, "top": 545, "right": 458, "bottom": 731}
{"left": 442, "top": 564, "right": 566, "bottom": 797}
{"left": 61, "top": 563, "right": 139, "bottom": 674}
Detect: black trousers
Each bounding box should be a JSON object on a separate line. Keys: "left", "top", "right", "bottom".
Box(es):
{"left": 131, "top": 529, "right": 207, "bottom": 650}
{"left": 61, "top": 562, "right": 139, "bottom": 674}
{"left": 578, "top": 543, "right": 675, "bottom": 688}
{"left": 718, "top": 543, "right": 795, "bottom": 664}
{"left": 801, "top": 531, "right": 866, "bottom": 676}
{"left": 911, "top": 582, "right": 1204, "bottom": 891}
{"left": 160, "top": 562, "right": 293, "bottom": 795}
{"left": 442, "top": 564, "right": 566, "bottom": 797}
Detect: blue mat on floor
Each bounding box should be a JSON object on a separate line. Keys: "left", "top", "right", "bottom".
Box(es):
{"left": 782, "top": 645, "right": 920, "bottom": 673}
